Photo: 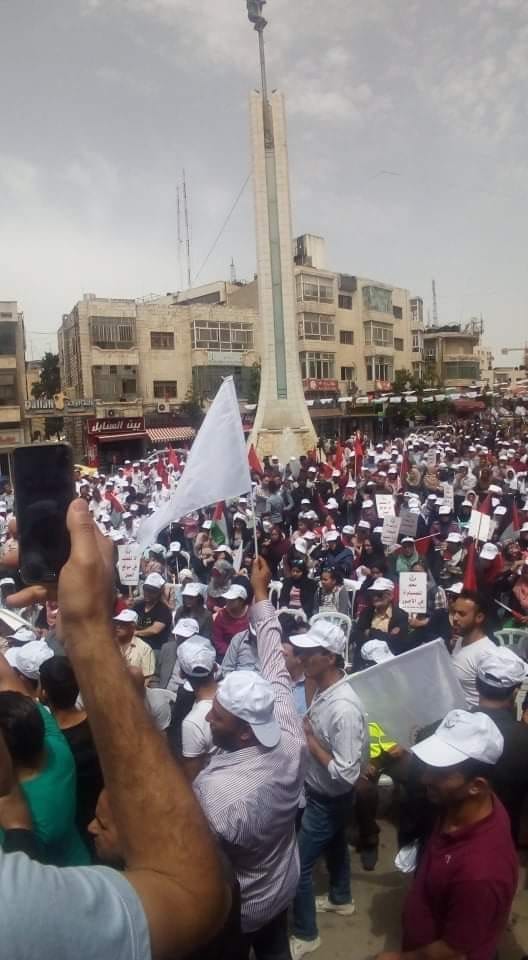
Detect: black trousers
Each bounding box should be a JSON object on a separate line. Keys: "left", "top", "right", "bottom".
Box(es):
{"left": 234, "top": 909, "right": 291, "bottom": 960}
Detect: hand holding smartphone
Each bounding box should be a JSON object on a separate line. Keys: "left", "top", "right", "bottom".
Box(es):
{"left": 13, "top": 443, "right": 75, "bottom": 585}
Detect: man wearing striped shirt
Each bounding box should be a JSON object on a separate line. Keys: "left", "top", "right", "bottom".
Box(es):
{"left": 193, "top": 556, "right": 307, "bottom": 959}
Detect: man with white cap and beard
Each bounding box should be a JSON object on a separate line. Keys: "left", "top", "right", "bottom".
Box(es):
{"left": 289, "top": 620, "right": 366, "bottom": 958}
{"left": 377, "top": 710, "right": 517, "bottom": 960}
{"left": 193, "top": 557, "right": 306, "bottom": 960}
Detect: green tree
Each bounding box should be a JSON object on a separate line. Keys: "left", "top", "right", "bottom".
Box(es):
{"left": 247, "top": 361, "right": 261, "bottom": 404}
{"left": 31, "top": 352, "right": 63, "bottom": 440}
{"left": 179, "top": 383, "right": 204, "bottom": 429}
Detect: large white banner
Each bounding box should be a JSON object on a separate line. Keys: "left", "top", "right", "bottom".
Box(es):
{"left": 348, "top": 639, "right": 467, "bottom": 747}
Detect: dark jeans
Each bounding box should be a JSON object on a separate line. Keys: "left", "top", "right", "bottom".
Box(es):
{"left": 293, "top": 789, "right": 354, "bottom": 942}
{"left": 354, "top": 776, "right": 380, "bottom": 850}
{"left": 233, "top": 909, "right": 291, "bottom": 960}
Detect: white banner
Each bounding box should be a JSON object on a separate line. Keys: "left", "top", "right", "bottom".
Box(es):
{"left": 376, "top": 494, "right": 395, "bottom": 519}
{"left": 138, "top": 378, "right": 251, "bottom": 547}
{"left": 468, "top": 509, "right": 492, "bottom": 542}
{"left": 399, "top": 508, "right": 419, "bottom": 539}
{"left": 399, "top": 571, "right": 427, "bottom": 614}
{"left": 381, "top": 515, "right": 401, "bottom": 546}
{"left": 442, "top": 483, "right": 454, "bottom": 511}
{"left": 348, "top": 639, "right": 467, "bottom": 747}
{"left": 118, "top": 543, "right": 142, "bottom": 586}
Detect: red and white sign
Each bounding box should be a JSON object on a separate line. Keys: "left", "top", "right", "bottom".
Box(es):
{"left": 303, "top": 379, "right": 339, "bottom": 392}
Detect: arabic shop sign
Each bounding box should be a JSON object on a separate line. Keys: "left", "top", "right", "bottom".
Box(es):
{"left": 24, "top": 395, "right": 95, "bottom": 417}
{"left": 87, "top": 417, "right": 145, "bottom": 437}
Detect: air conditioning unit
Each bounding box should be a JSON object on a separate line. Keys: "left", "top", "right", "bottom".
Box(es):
{"left": 106, "top": 408, "right": 117, "bottom": 418}
{"left": 157, "top": 402, "right": 170, "bottom": 414}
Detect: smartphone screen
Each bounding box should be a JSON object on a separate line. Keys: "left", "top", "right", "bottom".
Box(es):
{"left": 14, "top": 443, "right": 75, "bottom": 585}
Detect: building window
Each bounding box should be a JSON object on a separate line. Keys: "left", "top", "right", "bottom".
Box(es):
{"left": 339, "top": 330, "right": 354, "bottom": 345}
{"left": 364, "top": 322, "right": 393, "bottom": 347}
{"left": 0, "top": 323, "right": 17, "bottom": 356}
{"left": 0, "top": 372, "right": 17, "bottom": 405}
{"left": 442, "top": 361, "right": 480, "bottom": 381}
{"left": 298, "top": 315, "right": 335, "bottom": 341}
{"left": 299, "top": 351, "right": 336, "bottom": 380}
{"left": 191, "top": 318, "right": 253, "bottom": 351}
{"left": 296, "top": 274, "right": 335, "bottom": 304}
{"left": 151, "top": 331, "right": 175, "bottom": 350}
{"left": 153, "top": 380, "right": 178, "bottom": 399}
{"left": 412, "top": 331, "right": 423, "bottom": 353}
{"left": 365, "top": 356, "right": 393, "bottom": 383}
{"left": 394, "top": 338, "right": 404, "bottom": 351}
{"left": 362, "top": 286, "right": 392, "bottom": 313}
{"left": 338, "top": 294, "right": 353, "bottom": 310}
{"left": 340, "top": 366, "right": 356, "bottom": 381}
{"left": 410, "top": 297, "right": 424, "bottom": 325}
{"left": 90, "top": 316, "right": 136, "bottom": 350}
{"left": 393, "top": 305, "right": 403, "bottom": 319}
{"left": 0, "top": 312, "right": 13, "bottom": 319}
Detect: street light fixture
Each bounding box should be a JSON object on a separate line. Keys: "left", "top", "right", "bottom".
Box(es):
{"left": 247, "top": 0, "right": 267, "bottom": 29}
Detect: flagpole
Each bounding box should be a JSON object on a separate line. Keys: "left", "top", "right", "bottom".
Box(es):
{"left": 250, "top": 484, "right": 259, "bottom": 557}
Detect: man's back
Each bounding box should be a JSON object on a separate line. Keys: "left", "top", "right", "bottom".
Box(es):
{"left": 479, "top": 706, "right": 528, "bottom": 844}
{"left": 451, "top": 636, "right": 497, "bottom": 707}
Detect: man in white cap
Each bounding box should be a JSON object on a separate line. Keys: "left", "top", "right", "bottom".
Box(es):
{"left": 289, "top": 620, "right": 366, "bottom": 958}
{"left": 476, "top": 646, "right": 528, "bottom": 844}
{"left": 133, "top": 572, "right": 173, "bottom": 655}
{"left": 450, "top": 589, "right": 497, "bottom": 708}
{"left": 113, "top": 610, "right": 155, "bottom": 682}
{"left": 386, "top": 710, "right": 517, "bottom": 960}
{"left": 194, "top": 557, "right": 306, "bottom": 958}
{"left": 4, "top": 639, "right": 54, "bottom": 696}
{"left": 178, "top": 637, "right": 219, "bottom": 782}
{"left": 159, "top": 617, "right": 200, "bottom": 689}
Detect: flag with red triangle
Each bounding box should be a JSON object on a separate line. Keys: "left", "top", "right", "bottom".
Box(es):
{"left": 463, "top": 540, "right": 478, "bottom": 591}
{"left": 248, "top": 444, "right": 263, "bottom": 477}
{"left": 211, "top": 501, "right": 228, "bottom": 545}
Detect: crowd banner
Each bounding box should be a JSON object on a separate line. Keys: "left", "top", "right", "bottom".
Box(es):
{"left": 347, "top": 639, "right": 467, "bottom": 747}
{"left": 375, "top": 494, "right": 395, "bottom": 519}
{"left": 381, "top": 515, "right": 401, "bottom": 546}
{"left": 398, "top": 571, "right": 427, "bottom": 614}
{"left": 138, "top": 377, "right": 251, "bottom": 547}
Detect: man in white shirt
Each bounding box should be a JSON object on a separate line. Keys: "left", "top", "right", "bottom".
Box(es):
{"left": 289, "top": 621, "right": 366, "bottom": 960}
{"left": 451, "top": 589, "right": 497, "bottom": 708}
{"left": 113, "top": 610, "right": 155, "bottom": 682}
{"left": 178, "top": 638, "right": 219, "bottom": 781}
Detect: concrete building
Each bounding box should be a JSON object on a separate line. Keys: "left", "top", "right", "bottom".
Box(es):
{"left": 423, "top": 324, "right": 481, "bottom": 387}
{"left": 0, "top": 301, "right": 28, "bottom": 473}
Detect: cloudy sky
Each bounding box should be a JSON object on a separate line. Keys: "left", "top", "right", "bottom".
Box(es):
{"left": 1, "top": 0, "right": 527, "bottom": 358}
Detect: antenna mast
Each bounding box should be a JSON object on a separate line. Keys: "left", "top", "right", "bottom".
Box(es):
{"left": 182, "top": 170, "right": 192, "bottom": 289}
{"left": 176, "top": 185, "right": 184, "bottom": 290}
{"left": 230, "top": 257, "right": 237, "bottom": 284}
{"left": 432, "top": 279, "right": 439, "bottom": 328}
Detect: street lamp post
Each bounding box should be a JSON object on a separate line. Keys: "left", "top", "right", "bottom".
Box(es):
{"left": 246, "top": 1, "right": 272, "bottom": 146}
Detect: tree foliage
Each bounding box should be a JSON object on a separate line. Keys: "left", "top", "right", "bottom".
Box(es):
{"left": 31, "top": 353, "right": 61, "bottom": 399}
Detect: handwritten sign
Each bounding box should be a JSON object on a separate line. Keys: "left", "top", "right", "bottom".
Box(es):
{"left": 399, "top": 508, "right": 419, "bottom": 539}
{"left": 118, "top": 543, "right": 142, "bottom": 586}
{"left": 399, "top": 571, "right": 427, "bottom": 614}
{"left": 468, "top": 510, "right": 492, "bottom": 542}
{"left": 375, "top": 494, "right": 395, "bottom": 519}
{"left": 381, "top": 515, "right": 401, "bottom": 546}
{"left": 443, "top": 483, "right": 454, "bottom": 511}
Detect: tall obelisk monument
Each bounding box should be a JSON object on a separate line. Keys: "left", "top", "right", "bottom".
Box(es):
{"left": 246, "top": 1, "right": 316, "bottom": 459}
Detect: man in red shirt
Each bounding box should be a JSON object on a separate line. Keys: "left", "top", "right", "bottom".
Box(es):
{"left": 378, "top": 709, "right": 518, "bottom": 960}
{"left": 212, "top": 583, "right": 250, "bottom": 662}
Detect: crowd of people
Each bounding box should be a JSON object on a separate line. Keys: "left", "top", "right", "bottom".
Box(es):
{"left": 0, "top": 417, "right": 528, "bottom": 959}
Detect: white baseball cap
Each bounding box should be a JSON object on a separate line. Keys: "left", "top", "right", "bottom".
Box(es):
{"left": 494, "top": 506, "right": 507, "bottom": 517}
{"left": 173, "top": 617, "right": 199, "bottom": 639}
{"left": 368, "top": 577, "right": 395, "bottom": 593}
{"left": 169, "top": 541, "right": 182, "bottom": 553}
{"left": 480, "top": 542, "right": 499, "bottom": 561}
{"left": 113, "top": 609, "right": 139, "bottom": 624}
{"left": 326, "top": 498, "right": 339, "bottom": 510}
{"left": 214, "top": 544, "right": 233, "bottom": 556}
{"left": 291, "top": 620, "right": 346, "bottom": 656}
{"left": 182, "top": 582, "right": 205, "bottom": 598}
{"left": 6, "top": 640, "right": 53, "bottom": 680}
{"left": 177, "top": 637, "right": 217, "bottom": 677}
{"left": 400, "top": 537, "right": 415, "bottom": 545}
{"left": 412, "top": 709, "right": 504, "bottom": 767}
{"left": 477, "top": 647, "right": 528, "bottom": 689}
{"left": 446, "top": 581, "right": 463, "bottom": 595}
{"left": 7, "top": 626, "right": 38, "bottom": 645}
{"left": 362, "top": 499, "right": 374, "bottom": 509}
{"left": 216, "top": 671, "right": 280, "bottom": 748}
{"left": 144, "top": 572, "right": 166, "bottom": 589}
{"left": 361, "top": 639, "right": 394, "bottom": 664}
{"left": 438, "top": 505, "right": 451, "bottom": 516}
{"left": 358, "top": 520, "right": 371, "bottom": 530}
{"left": 342, "top": 525, "right": 355, "bottom": 535}
{"left": 150, "top": 543, "right": 166, "bottom": 557}
{"left": 222, "top": 584, "right": 248, "bottom": 602}
{"left": 446, "top": 532, "right": 463, "bottom": 544}
{"left": 325, "top": 530, "right": 339, "bottom": 542}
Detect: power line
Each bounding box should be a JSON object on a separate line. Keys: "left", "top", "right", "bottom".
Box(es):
{"left": 193, "top": 173, "right": 251, "bottom": 284}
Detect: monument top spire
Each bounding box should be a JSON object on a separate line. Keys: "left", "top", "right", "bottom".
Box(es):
{"left": 246, "top": 0, "right": 267, "bottom": 30}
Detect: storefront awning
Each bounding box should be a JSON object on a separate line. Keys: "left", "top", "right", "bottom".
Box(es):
{"left": 146, "top": 427, "right": 196, "bottom": 443}
{"left": 97, "top": 433, "right": 147, "bottom": 443}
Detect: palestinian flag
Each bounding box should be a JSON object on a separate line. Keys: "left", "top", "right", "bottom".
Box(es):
{"left": 500, "top": 501, "right": 522, "bottom": 543}
{"left": 211, "top": 501, "right": 228, "bottom": 545}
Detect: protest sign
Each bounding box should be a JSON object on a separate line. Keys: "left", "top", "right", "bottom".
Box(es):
{"left": 398, "top": 508, "right": 419, "bottom": 539}
{"left": 347, "top": 639, "right": 467, "bottom": 747}
{"left": 468, "top": 510, "right": 492, "bottom": 542}
{"left": 426, "top": 449, "right": 437, "bottom": 467}
{"left": 399, "top": 571, "right": 427, "bottom": 614}
{"left": 118, "top": 543, "right": 142, "bottom": 586}
{"left": 375, "top": 494, "right": 395, "bottom": 519}
{"left": 381, "top": 515, "right": 401, "bottom": 546}
{"left": 442, "top": 483, "right": 454, "bottom": 511}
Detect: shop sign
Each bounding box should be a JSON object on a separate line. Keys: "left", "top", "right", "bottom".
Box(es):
{"left": 87, "top": 417, "right": 145, "bottom": 437}
{"left": 303, "top": 379, "right": 339, "bottom": 392}
{"left": 0, "top": 430, "right": 22, "bottom": 446}
{"left": 24, "top": 394, "right": 95, "bottom": 417}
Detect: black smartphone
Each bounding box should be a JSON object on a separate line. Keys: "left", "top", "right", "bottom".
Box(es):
{"left": 13, "top": 443, "right": 75, "bottom": 585}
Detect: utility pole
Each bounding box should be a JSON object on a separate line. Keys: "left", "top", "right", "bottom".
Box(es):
{"left": 182, "top": 170, "right": 192, "bottom": 289}
{"left": 432, "top": 279, "right": 439, "bottom": 328}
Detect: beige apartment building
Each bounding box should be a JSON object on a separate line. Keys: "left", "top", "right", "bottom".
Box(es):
{"left": 423, "top": 324, "right": 482, "bottom": 387}
{"left": 0, "top": 301, "right": 28, "bottom": 474}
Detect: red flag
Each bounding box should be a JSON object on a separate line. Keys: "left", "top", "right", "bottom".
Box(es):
{"left": 480, "top": 493, "right": 492, "bottom": 516}
{"left": 156, "top": 456, "right": 169, "bottom": 488}
{"left": 463, "top": 540, "right": 478, "bottom": 591}
{"left": 248, "top": 444, "right": 263, "bottom": 476}
{"left": 354, "top": 433, "right": 363, "bottom": 477}
{"left": 320, "top": 462, "right": 333, "bottom": 480}
{"left": 334, "top": 442, "right": 344, "bottom": 471}
{"left": 167, "top": 444, "right": 180, "bottom": 470}
{"left": 512, "top": 502, "right": 522, "bottom": 531}
{"left": 415, "top": 534, "right": 433, "bottom": 557}
{"left": 105, "top": 491, "right": 124, "bottom": 514}
{"left": 400, "top": 446, "right": 410, "bottom": 483}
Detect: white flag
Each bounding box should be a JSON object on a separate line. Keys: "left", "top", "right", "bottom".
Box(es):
{"left": 348, "top": 639, "right": 467, "bottom": 747}
{"left": 138, "top": 377, "right": 251, "bottom": 547}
